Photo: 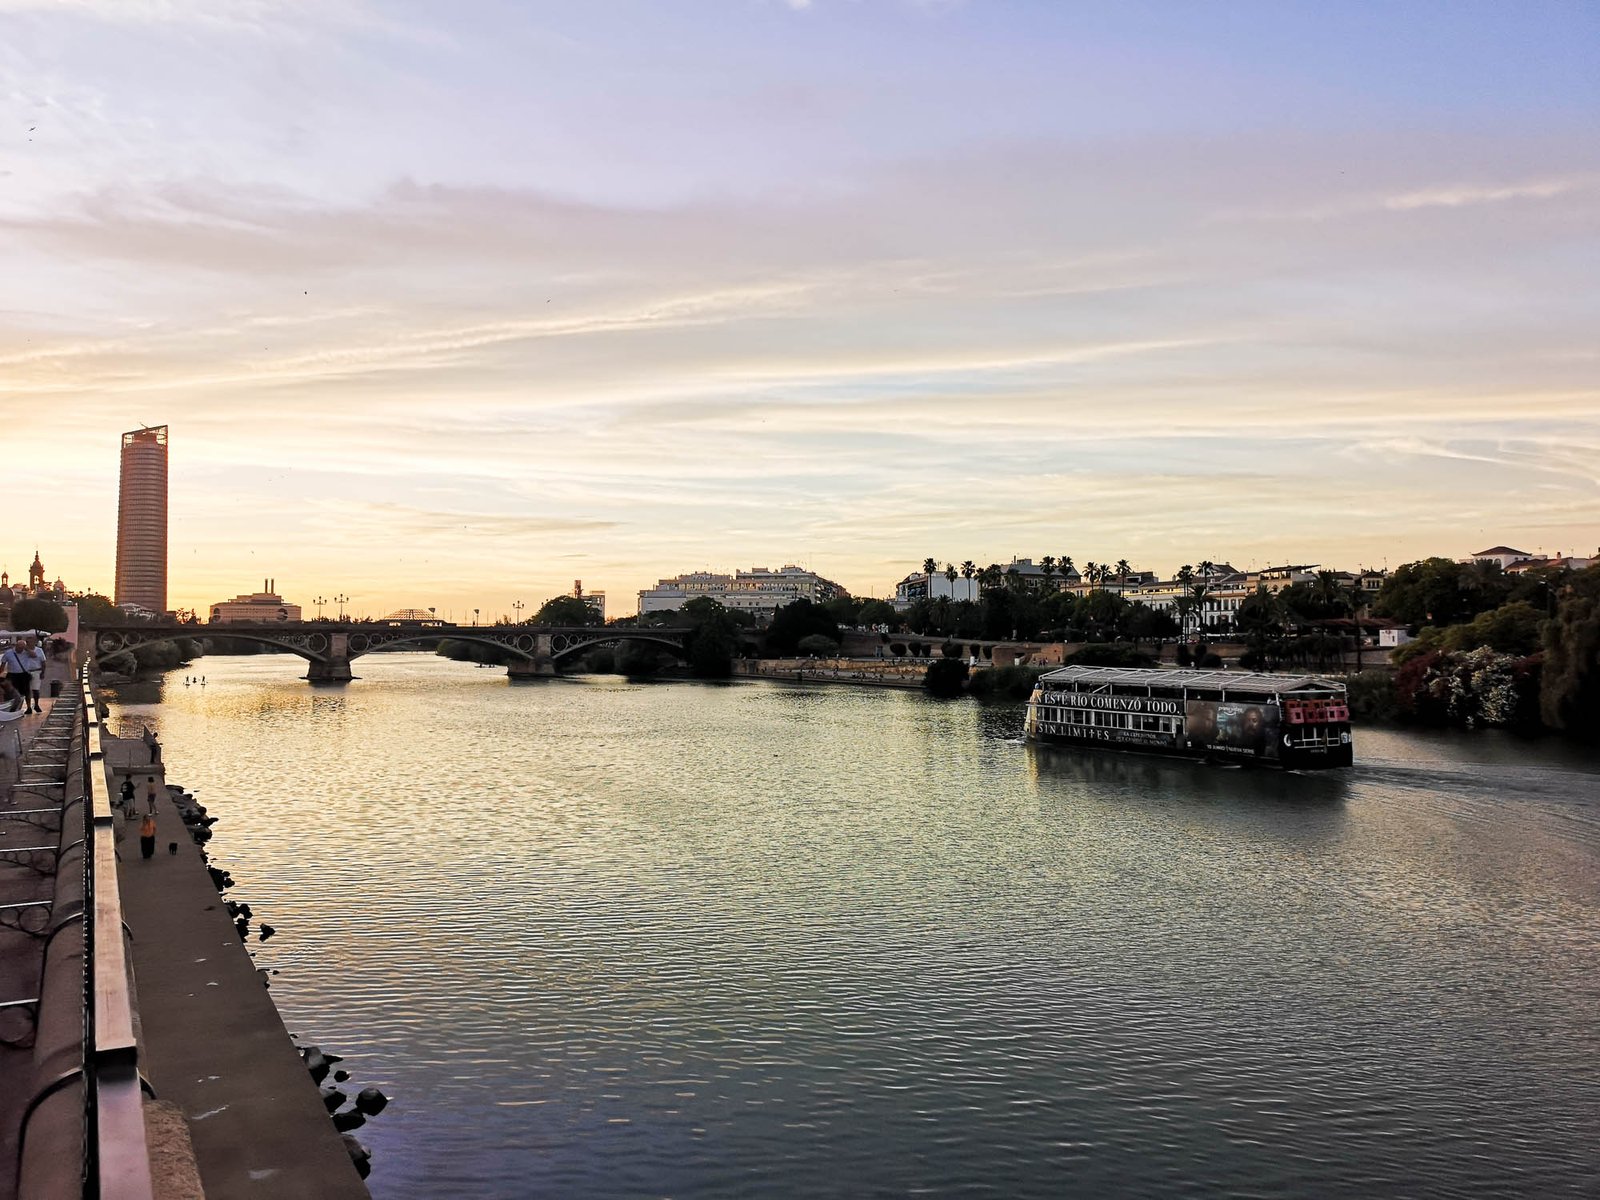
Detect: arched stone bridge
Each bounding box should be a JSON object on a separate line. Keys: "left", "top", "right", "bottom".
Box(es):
{"left": 87, "top": 622, "right": 692, "bottom": 684}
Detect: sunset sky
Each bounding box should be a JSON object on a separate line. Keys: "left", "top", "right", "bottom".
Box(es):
{"left": 3, "top": 1, "right": 1597, "bottom": 619}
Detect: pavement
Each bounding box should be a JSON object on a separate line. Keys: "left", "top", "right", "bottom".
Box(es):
{"left": 114, "top": 777, "right": 370, "bottom": 1199}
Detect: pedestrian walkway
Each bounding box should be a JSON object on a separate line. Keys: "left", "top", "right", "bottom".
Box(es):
{"left": 114, "top": 782, "right": 369, "bottom": 1199}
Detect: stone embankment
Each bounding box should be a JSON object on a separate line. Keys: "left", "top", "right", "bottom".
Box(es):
{"left": 737, "top": 659, "right": 927, "bottom": 689}
{"left": 105, "top": 712, "right": 384, "bottom": 1198}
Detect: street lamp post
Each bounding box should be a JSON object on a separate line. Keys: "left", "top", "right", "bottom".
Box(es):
{"left": 474, "top": 608, "right": 480, "bottom": 626}
{"left": 512, "top": 600, "right": 525, "bottom": 624}
{"left": 313, "top": 595, "right": 328, "bottom": 620}
{"left": 334, "top": 594, "right": 349, "bottom": 621}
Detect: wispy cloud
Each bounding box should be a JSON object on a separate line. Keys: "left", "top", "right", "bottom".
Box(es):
{"left": 4, "top": 4, "right": 1598, "bottom": 610}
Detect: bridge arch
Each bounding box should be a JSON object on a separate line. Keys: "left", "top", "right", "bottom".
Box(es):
{"left": 85, "top": 622, "right": 695, "bottom": 685}
{"left": 93, "top": 628, "right": 330, "bottom": 663}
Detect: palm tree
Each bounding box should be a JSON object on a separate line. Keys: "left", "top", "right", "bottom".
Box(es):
{"left": 1084, "top": 561, "right": 1099, "bottom": 592}
{"left": 945, "top": 563, "right": 958, "bottom": 588}
{"left": 960, "top": 560, "right": 976, "bottom": 602}
{"left": 1040, "top": 555, "right": 1057, "bottom": 592}
{"left": 921, "top": 557, "right": 937, "bottom": 604}
{"left": 1115, "top": 558, "right": 1131, "bottom": 597}
{"left": 1346, "top": 579, "right": 1367, "bottom": 672}
{"left": 1193, "top": 560, "right": 1215, "bottom": 642}
{"left": 1174, "top": 564, "right": 1195, "bottom": 638}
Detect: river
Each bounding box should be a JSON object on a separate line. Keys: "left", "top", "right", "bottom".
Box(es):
{"left": 103, "top": 654, "right": 1600, "bottom": 1199}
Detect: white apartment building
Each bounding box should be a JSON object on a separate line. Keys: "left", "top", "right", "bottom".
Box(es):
{"left": 638, "top": 566, "right": 845, "bottom": 616}
{"left": 893, "top": 570, "right": 980, "bottom": 609}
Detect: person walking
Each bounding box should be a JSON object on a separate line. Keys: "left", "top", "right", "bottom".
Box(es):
{"left": 21, "top": 637, "right": 46, "bottom": 713}
{"left": 139, "top": 811, "right": 157, "bottom": 859}
{"left": 144, "top": 775, "right": 159, "bottom": 816}
{"left": 1, "top": 641, "right": 29, "bottom": 710}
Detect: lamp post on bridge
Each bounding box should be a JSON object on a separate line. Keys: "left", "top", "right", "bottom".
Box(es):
{"left": 512, "top": 600, "right": 525, "bottom": 624}
{"left": 474, "top": 608, "right": 480, "bottom": 626}
{"left": 313, "top": 595, "right": 328, "bottom": 620}
{"left": 334, "top": 594, "right": 349, "bottom": 621}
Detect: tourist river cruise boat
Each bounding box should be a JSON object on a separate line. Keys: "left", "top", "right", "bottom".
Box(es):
{"left": 1025, "top": 666, "right": 1353, "bottom": 769}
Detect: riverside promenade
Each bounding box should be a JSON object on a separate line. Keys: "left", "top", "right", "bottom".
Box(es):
{"left": 0, "top": 667, "right": 367, "bottom": 1199}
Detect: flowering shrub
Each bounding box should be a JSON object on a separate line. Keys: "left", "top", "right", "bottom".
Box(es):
{"left": 1393, "top": 647, "right": 1542, "bottom": 729}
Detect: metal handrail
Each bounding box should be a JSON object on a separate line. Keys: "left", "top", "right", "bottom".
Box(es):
{"left": 58, "top": 668, "right": 155, "bottom": 1199}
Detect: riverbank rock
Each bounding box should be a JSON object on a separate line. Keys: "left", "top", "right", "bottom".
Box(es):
{"left": 332, "top": 1108, "right": 367, "bottom": 1133}
{"left": 302, "top": 1046, "right": 331, "bottom": 1084}
{"left": 321, "top": 1086, "right": 347, "bottom": 1112}
{"left": 354, "top": 1087, "right": 389, "bottom": 1117}
{"left": 259, "top": 923, "right": 276, "bottom": 942}
{"left": 341, "top": 1135, "right": 372, "bottom": 1180}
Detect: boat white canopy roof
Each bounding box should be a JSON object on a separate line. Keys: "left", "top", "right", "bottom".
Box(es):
{"left": 1037, "top": 666, "right": 1345, "bottom": 693}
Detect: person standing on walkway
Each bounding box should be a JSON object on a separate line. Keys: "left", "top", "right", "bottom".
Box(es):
{"left": 1, "top": 641, "right": 29, "bottom": 710}
{"left": 119, "top": 775, "right": 136, "bottom": 816}
{"left": 145, "top": 775, "right": 159, "bottom": 816}
{"left": 20, "top": 637, "right": 46, "bottom": 713}
{"left": 140, "top": 811, "right": 157, "bottom": 859}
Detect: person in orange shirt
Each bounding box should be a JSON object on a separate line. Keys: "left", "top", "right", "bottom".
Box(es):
{"left": 140, "top": 812, "right": 157, "bottom": 859}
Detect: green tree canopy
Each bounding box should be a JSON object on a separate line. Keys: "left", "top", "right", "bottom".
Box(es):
{"left": 678, "top": 596, "right": 740, "bottom": 678}
{"left": 823, "top": 596, "right": 862, "bottom": 626}
{"left": 10, "top": 597, "right": 68, "bottom": 633}
{"left": 533, "top": 595, "right": 601, "bottom": 626}
{"left": 72, "top": 593, "right": 123, "bottom": 626}
{"left": 857, "top": 599, "right": 898, "bottom": 628}
{"left": 1377, "top": 557, "right": 1512, "bottom": 627}
{"left": 765, "top": 599, "right": 840, "bottom": 654}
{"left": 1541, "top": 568, "right": 1600, "bottom": 735}
{"left": 797, "top": 633, "right": 840, "bottom": 657}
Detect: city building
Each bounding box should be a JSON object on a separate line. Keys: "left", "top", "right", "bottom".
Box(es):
{"left": 573, "top": 580, "right": 606, "bottom": 623}
{"left": 209, "top": 580, "right": 302, "bottom": 623}
{"left": 893, "top": 569, "right": 980, "bottom": 609}
{"left": 639, "top": 565, "right": 845, "bottom": 616}
{"left": 0, "top": 552, "right": 70, "bottom": 625}
{"left": 1467, "top": 545, "right": 1532, "bottom": 570}
{"left": 116, "top": 425, "right": 169, "bottom": 615}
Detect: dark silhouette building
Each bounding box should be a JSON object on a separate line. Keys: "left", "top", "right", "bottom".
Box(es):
{"left": 116, "top": 425, "right": 168, "bottom": 615}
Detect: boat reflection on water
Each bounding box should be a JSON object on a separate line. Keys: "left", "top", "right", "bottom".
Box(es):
{"left": 1027, "top": 738, "right": 1352, "bottom": 810}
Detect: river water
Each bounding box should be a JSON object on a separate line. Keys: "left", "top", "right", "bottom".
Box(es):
{"left": 104, "top": 654, "right": 1600, "bottom": 1199}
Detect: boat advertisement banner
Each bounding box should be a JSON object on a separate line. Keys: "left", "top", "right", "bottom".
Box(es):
{"left": 1039, "top": 691, "right": 1183, "bottom": 717}
{"left": 1184, "top": 700, "right": 1280, "bottom": 760}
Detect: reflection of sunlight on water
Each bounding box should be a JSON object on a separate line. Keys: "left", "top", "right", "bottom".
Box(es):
{"left": 102, "top": 654, "right": 1600, "bottom": 1200}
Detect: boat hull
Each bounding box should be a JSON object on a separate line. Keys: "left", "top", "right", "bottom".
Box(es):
{"left": 1026, "top": 725, "right": 1353, "bottom": 770}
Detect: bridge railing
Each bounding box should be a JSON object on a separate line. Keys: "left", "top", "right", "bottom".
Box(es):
{"left": 16, "top": 669, "right": 154, "bottom": 1198}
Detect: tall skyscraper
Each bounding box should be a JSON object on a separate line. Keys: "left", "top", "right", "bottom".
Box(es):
{"left": 115, "top": 425, "right": 168, "bottom": 614}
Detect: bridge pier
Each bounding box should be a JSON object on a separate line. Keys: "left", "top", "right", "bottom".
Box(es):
{"left": 304, "top": 656, "right": 353, "bottom": 685}
{"left": 506, "top": 657, "right": 557, "bottom": 680}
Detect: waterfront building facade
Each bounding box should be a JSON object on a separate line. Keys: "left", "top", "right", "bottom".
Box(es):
{"left": 115, "top": 425, "right": 169, "bottom": 615}
{"left": 639, "top": 565, "right": 845, "bottom": 616}
{"left": 210, "top": 581, "right": 302, "bottom": 623}
{"left": 893, "top": 570, "right": 980, "bottom": 609}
